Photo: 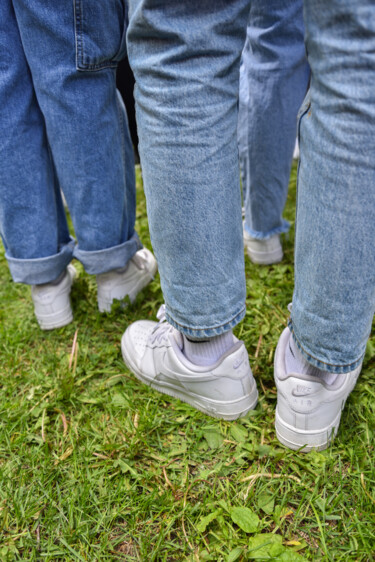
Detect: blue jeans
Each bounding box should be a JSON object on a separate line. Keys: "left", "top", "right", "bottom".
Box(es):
{"left": 127, "top": 0, "right": 251, "bottom": 337}
{"left": 238, "top": 0, "right": 310, "bottom": 239}
{"left": 0, "top": 0, "right": 140, "bottom": 285}
{"left": 290, "top": 0, "right": 375, "bottom": 373}
{"left": 127, "top": 0, "right": 374, "bottom": 371}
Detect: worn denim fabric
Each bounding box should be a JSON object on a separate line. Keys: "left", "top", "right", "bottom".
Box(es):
{"left": 290, "top": 0, "right": 375, "bottom": 373}
{"left": 238, "top": 0, "right": 310, "bottom": 239}
{"left": 127, "top": 0, "right": 251, "bottom": 337}
{"left": 0, "top": 0, "right": 140, "bottom": 285}
{"left": 127, "top": 0, "right": 375, "bottom": 361}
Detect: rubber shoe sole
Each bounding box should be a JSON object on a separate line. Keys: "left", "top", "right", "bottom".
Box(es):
{"left": 275, "top": 409, "right": 342, "bottom": 452}
{"left": 35, "top": 303, "right": 74, "bottom": 331}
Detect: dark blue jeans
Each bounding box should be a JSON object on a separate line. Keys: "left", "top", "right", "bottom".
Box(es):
{"left": 0, "top": 0, "right": 140, "bottom": 284}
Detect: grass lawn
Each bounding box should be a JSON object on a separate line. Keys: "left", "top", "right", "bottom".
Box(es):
{"left": 0, "top": 164, "right": 374, "bottom": 561}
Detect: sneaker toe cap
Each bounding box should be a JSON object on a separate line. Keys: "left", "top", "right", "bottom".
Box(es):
{"left": 122, "top": 320, "right": 156, "bottom": 370}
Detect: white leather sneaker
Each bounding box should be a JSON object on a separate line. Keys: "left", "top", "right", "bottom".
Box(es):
{"left": 121, "top": 305, "right": 258, "bottom": 420}
{"left": 243, "top": 225, "right": 283, "bottom": 265}
{"left": 96, "top": 248, "right": 157, "bottom": 312}
{"left": 274, "top": 327, "right": 361, "bottom": 451}
{"left": 31, "top": 264, "right": 77, "bottom": 330}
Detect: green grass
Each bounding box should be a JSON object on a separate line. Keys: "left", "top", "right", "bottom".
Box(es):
{"left": 0, "top": 164, "right": 374, "bottom": 561}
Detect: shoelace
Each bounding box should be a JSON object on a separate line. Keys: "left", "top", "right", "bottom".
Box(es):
{"left": 149, "top": 304, "right": 174, "bottom": 345}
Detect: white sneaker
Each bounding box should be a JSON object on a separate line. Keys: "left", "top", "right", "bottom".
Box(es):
{"left": 274, "top": 327, "right": 361, "bottom": 451}
{"left": 96, "top": 248, "right": 157, "bottom": 312}
{"left": 31, "top": 264, "right": 77, "bottom": 330}
{"left": 121, "top": 305, "right": 258, "bottom": 420}
{"left": 243, "top": 225, "right": 283, "bottom": 265}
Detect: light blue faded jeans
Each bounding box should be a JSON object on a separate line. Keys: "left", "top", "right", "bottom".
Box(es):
{"left": 127, "top": 0, "right": 375, "bottom": 372}
{"left": 0, "top": 0, "right": 140, "bottom": 285}
{"left": 127, "top": 0, "right": 250, "bottom": 337}
{"left": 290, "top": 0, "right": 375, "bottom": 373}
{"left": 238, "top": 0, "right": 310, "bottom": 239}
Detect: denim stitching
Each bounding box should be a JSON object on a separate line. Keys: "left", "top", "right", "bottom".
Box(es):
{"left": 165, "top": 305, "right": 246, "bottom": 336}
{"left": 244, "top": 219, "right": 290, "bottom": 240}
{"left": 288, "top": 319, "right": 364, "bottom": 373}
{"left": 74, "top": 0, "right": 120, "bottom": 72}
{"left": 73, "top": 0, "right": 83, "bottom": 70}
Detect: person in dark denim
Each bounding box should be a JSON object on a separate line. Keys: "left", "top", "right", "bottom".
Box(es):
{"left": 0, "top": 0, "right": 156, "bottom": 329}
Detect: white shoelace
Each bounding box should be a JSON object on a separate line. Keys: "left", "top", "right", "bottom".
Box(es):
{"left": 149, "top": 304, "right": 175, "bottom": 345}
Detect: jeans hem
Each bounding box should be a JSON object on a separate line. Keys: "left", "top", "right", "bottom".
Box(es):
{"left": 73, "top": 232, "right": 142, "bottom": 274}
{"left": 165, "top": 306, "right": 246, "bottom": 338}
{"left": 244, "top": 219, "right": 290, "bottom": 240}
{"left": 6, "top": 237, "right": 75, "bottom": 285}
{"left": 288, "top": 320, "right": 364, "bottom": 374}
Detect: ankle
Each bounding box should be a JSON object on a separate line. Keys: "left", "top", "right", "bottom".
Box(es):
{"left": 182, "top": 331, "right": 234, "bottom": 366}
{"left": 286, "top": 334, "right": 338, "bottom": 385}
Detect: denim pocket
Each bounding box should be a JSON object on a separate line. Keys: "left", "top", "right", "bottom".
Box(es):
{"left": 74, "top": 0, "right": 127, "bottom": 71}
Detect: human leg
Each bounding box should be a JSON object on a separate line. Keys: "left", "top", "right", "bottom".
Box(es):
{"left": 238, "top": 0, "right": 309, "bottom": 263}
{"left": 0, "top": 0, "right": 77, "bottom": 329}
{"left": 127, "top": 0, "right": 250, "bottom": 336}
{"left": 122, "top": 0, "right": 258, "bottom": 418}
{"left": 9, "top": 0, "right": 156, "bottom": 316}
{"left": 0, "top": 0, "right": 73, "bottom": 285}
{"left": 274, "top": 0, "right": 375, "bottom": 449}
{"left": 12, "top": 0, "right": 139, "bottom": 273}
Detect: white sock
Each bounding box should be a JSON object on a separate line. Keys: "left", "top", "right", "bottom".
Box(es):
{"left": 182, "top": 331, "right": 234, "bottom": 367}
{"left": 286, "top": 335, "right": 338, "bottom": 385}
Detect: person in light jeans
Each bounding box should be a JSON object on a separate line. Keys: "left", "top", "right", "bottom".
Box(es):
{"left": 238, "top": 0, "right": 310, "bottom": 264}
{"left": 0, "top": 0, "right": 157, "bottom": 330}
{"left": 122, "top": 0, "right": 374, "bottom": 451}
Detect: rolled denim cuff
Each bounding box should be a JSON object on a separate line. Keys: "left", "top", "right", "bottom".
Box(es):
{"left": 288, "top": 319, "right": 365, "bottom": 374}
{"left": 165, "top": 305, "right": 246, "bottom": 339}
{"left": 244, "top": 218, "right": 290, "bottom": 240}
{"left": 6, "top": 237, "right": 75, "bottom": 285}
{"left": 73, "top": 232, "right": 142, "bottom": 274}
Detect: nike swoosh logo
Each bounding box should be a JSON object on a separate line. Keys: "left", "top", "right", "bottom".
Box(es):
{"left": 291, "top": 386, "right": 313, "bottom": 397}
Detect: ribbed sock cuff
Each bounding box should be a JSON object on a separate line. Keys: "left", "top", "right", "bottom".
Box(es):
{"left": 286, "top": 335, "right": 338, "bottom": 385}
{"left": 183, "top": 331, "right": 234, "bottom": 366}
